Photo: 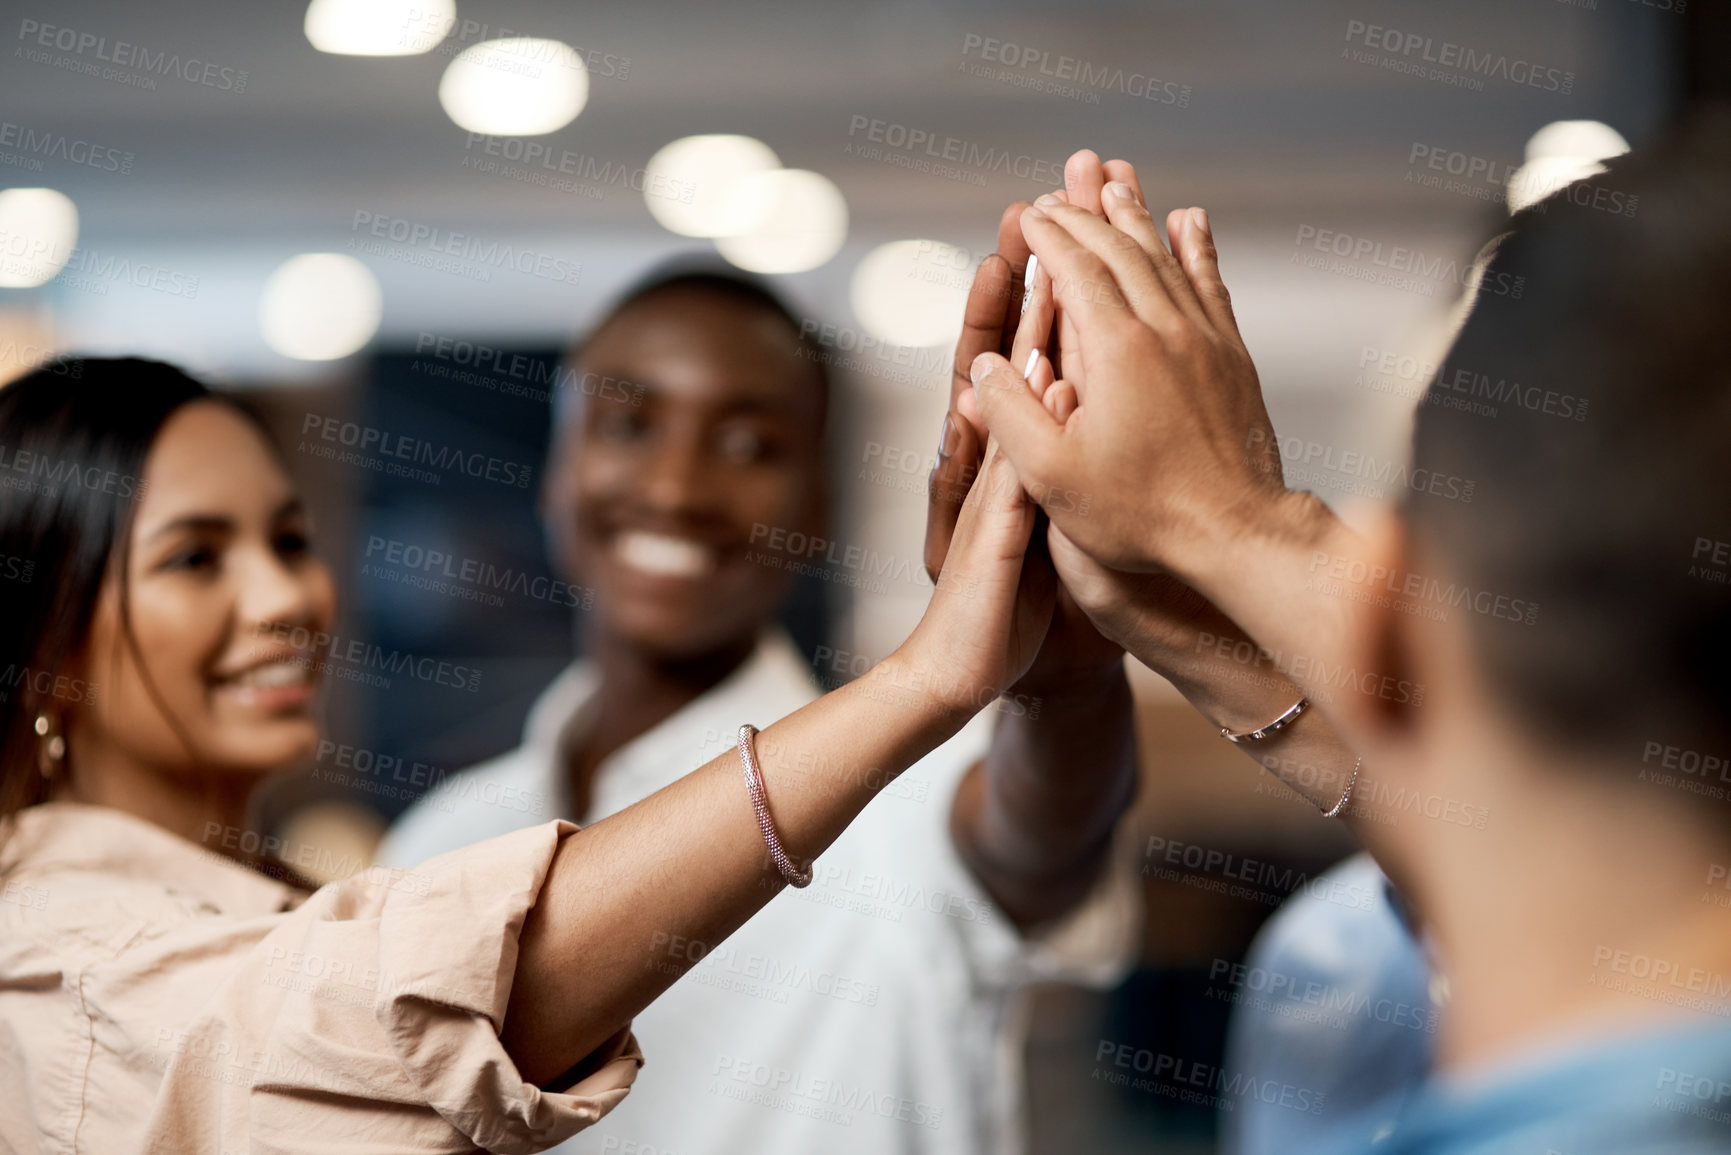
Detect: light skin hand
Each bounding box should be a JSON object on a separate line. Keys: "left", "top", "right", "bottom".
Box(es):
{"left": 970, "top": 186, "right": 1287, "bottom": 578}
{"left": 963, "top": 152, "right": 1368, "bottom": 814}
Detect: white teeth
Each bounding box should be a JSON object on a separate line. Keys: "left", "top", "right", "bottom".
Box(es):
{"left": 233, "top": 660, "right": 310, "bottom": 688}
{"left": 616, "top": 531, "right": 715, "bottom": 579}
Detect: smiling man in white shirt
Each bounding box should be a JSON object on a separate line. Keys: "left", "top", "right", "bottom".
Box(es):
{"left": 379, "top": 266, "right": 1144, "bottom": 1155}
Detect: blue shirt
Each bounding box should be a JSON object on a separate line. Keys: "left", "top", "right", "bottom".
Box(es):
{"left": 1222, "top": 853, "right": 1438, "bottom": 1155}
{"left": 1317, "top": 1018, "right": 1731, "bottom": 1154}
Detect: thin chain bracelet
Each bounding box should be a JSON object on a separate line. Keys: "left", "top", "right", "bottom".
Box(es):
{"left": 736, "top": 724, "right": 813, "bottom": 888}
{"left": 1218, "top": 695, "right": 1359, "bottom": 819}
{"left": 1318, "top": 756, "right": 1362, "bottom": 820}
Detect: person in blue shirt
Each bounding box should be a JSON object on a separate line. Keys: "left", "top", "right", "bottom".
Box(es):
{"left": 962, "top": 107, "right": 1731, "bottom": 1154}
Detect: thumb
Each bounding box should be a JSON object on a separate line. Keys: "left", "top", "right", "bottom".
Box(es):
{"left": 969, "top": 351, "right": 1062, "bottom": 495}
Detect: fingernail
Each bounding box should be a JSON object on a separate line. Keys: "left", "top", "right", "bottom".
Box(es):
{"left": 969, "top": 352, "right": 992, "bottom": 385}
{"left": 1024, "top": 204, "right": 1048, "bottom": 222}
{"left": 1023, "top": 348, "right": 1040, "bottom": 380}
{"left": 1035, "top": 193, "right": 1062, "bottom": 207}
{"left": 1105, "top": 181, "right": 1135, "bottom": 202}
{"left": 1191, "top": 207, "right": 1210, "bottom": 236}
{"left": 938, "top": 414, "right": 959, "bottom": 460}
{"left": 1019, "top": 255, "right": 1040, "bottom": 317}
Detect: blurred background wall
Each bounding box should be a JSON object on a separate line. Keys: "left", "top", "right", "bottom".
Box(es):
{"left": 0, "top": 0, "right": 1715, "bottom": 1149}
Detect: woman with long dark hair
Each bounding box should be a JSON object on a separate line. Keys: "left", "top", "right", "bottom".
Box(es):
{"left": 0, "top": 356, "right": 1053, "bottom": 1152}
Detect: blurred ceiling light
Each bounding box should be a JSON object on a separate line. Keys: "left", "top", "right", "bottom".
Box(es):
{"left": 850, "top": 239, "right": 972, "bottom": 347}
{"left": 260, "top": 253, "right": 382, "bottom": 361}
{"left": 714, "top": 169, "right": 847, "bottom": 274}
{"left": 304, "top": 0, "right": 455, "bottom": 56}
{"left": 438, "top": 38, "right": 588, "bottom": 135}
{"left": 643, "top": 134, "right": 781, "bottom": 238}
{"left": 1507, "top": 120, "right": 1629, "bottom": 214}
{"left": 0, "top": 188, "right": 78, "bottom": 289}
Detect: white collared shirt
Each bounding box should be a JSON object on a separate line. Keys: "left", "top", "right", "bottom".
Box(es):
{"left": 379, "top": 631, "right": 1139, "bottom": 1155}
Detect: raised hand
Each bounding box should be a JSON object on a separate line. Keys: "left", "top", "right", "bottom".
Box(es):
{"left": 924, "top": 178, "right": 1124, "bottom": 697}
{"left": 968, "top": 178, "right": 1289, "bottom": 581}
{"left": 903, "top": 436, "right": 1056, "bottom": 712}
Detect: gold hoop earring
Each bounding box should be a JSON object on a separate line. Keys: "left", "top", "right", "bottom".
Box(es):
{"left": 34, "top": 714, "right": 65, "bottom": 780}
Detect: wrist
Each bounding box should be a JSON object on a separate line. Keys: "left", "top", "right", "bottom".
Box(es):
{"left": 875, "top": 639, "right": 990, "bottom": 730}
{"left": 1174, "top": 485, "right": 1332, "bottom": 609}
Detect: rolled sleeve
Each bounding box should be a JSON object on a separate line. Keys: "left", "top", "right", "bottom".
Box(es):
{"left": 374, "top": 822, "right": 641, "bottom": 1152}
{"left": 130, "top": 821, "right": 640, "bottom": 1154}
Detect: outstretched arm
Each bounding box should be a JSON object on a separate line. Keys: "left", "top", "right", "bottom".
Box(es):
{"left": 503, "top": 440, "right": 1054, "bottom": 1087}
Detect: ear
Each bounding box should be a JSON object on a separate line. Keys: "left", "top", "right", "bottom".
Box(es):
{"left": 1334, "top": 506, "right": 1427, "bottom": 749}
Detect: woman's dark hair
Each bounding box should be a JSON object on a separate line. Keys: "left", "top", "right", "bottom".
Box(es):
{"left": 1409, "top": 106, "right": 1731, "bottom": 765}
{"left": 0, "top": 357, "right": 254, "bottom": 821}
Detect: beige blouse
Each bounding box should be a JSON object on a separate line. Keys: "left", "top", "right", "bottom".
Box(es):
{"left": 0, "top": 802, "right": 640, "bottom": 1154}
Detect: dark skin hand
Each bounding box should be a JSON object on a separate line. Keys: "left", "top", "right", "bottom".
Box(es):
{"left": 936, "top": 154, "right": 1374, "bottom": 911}
{"left": 937, "top": 160, "right": 1139, "bottom": 932}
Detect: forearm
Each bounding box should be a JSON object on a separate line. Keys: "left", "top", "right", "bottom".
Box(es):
{"left": 1171, "top": 490, "right": 1371, "bottom": 718}
{"left": 950, "top": 662, "right": 1137, "bottom": 930}
{"left": 1101, "top": 566, "right": 1369, "bottom": 825}
{"left": 502, "top": 653, "right": 972, "bottom": 1087}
